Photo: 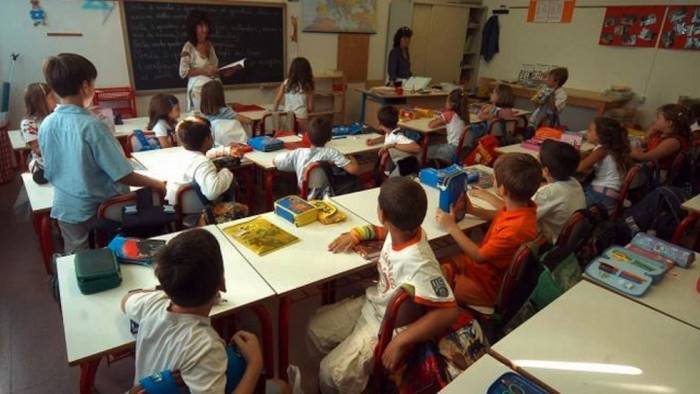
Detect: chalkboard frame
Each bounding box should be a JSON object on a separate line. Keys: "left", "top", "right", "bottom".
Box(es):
{"left": 119, "top": 0, "right": 287, "bottom": 93}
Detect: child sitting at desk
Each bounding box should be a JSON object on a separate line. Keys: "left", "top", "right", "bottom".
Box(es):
{"left": 427, "top": 88, "right": 469, "bottom": 163}
{"left": 366, "top": 105, "right": 421, "bottom": 176}
{"left": 273, "top": 116, "right": 359, "bottom": 198}
{"left": 474, "top": 84, "right": 517, "bottom": 139}
{"left": 473, "top": 140, "right": 584, "bottom": 243}
{"left": 436, "top": 153, "right": 541, "bottom": 307}
{"left": 21, "top": 82, "right": 56, "bottom": 182}
{"left": 39, "top": 53, "right": 165, "bottom": 253}
{"left": 631, "top": 104, "right": 690, "bottom": 180}
{"left": 273, "top": 57, "right": 314, "bottom": 134}
{"left": 578, "top": 117, "right": 630, "bottom": 214}
{"left": 315, "top": 177, "right": 458, "bottom": 393}
{"left": 165, "top": 116, "right": 235, "bottom": 205}
{"left": 147, "top": 93, "right": 180, "bottom": 148}
{"left": 200, "top": 80, "right": 247, "bottom": 146}
{"left": 121, "top": 229, "right": 267, "bottom": 394}
{"left": 528, "top": 67, "right": 568, "bottom": 134}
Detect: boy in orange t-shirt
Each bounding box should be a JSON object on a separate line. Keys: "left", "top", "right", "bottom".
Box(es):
{"left": 436, "top": 153, "right": 542, "bottom": 307}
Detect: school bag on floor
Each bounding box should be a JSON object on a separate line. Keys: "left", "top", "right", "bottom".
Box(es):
{"left": 462, "top": 135, "right": 499, "bottom": 167}
{"left": 620, "top": 186, "right": 689, "bottom": 241}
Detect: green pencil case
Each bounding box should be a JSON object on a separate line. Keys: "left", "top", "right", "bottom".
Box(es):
{"left": 75, "top": 248, "right": 122, "bottom": 295}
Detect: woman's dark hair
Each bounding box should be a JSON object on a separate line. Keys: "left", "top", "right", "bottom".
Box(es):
{"left": 594, "top": 117, "right": 631, "bottom": 175}
{"left": 286, "top": 57, "right": 314, "bottom": 93}
{"left": 24, "top": 82, "right": 52, "bottom": 119}
{"left": 200, "top": 80, "right": 226, "bottom": 116}
{"left": 658, "top": 104, "right": 691, "bottom": 140}
{"left": 448, "top": 88, "right": 469, "bottom": 121}
{"left": 147, "top": 94, "right": 179, "bottom": 130}
{"left": 393, "top": 26, "right": 413, "bottom": 48}
{"left": 186, "top": 10, "right": 211, "bottom": 45}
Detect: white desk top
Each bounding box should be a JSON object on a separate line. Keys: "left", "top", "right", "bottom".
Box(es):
{"left": 9, "top": 129, "right": 27, "bottom": 151}
{"left": 242, "top": 135, "right": 300, "bottom": 170}
{"left": 681, "top": 194, "right": 700, "bottom": 214}
{"left": 237, "top": 110, "right": 268, "bottom": 123}
{"left": 131, "top": 146, "right": 191, "bottom": 181}
{"left": 398, "top": 117, "right": 446, "bottom": 134}
{"left": 439, "top": 355, "right": 514, "bottom": 393}
{"left": 495, "top": 141, "right": 595, "bottom": 158}
{"left": 217, "top": 206, "right": 373, "bottom": 295}
{"left": 59, "top": 225, "right": 274, "bottom": 365}
{"left": 326, "top": 133, "right": 382, "bottom": 156}
{"left": 331, "top": 166, "right": 496, "bottom": 241}
{"left": 20, "top": 172, "right": 53, "bottom": 212}
{"left": 586, "top": 256, "right": 700, "bottom": 330}
{"left": 492, "top": 281, "right": 700, "bottom": 393}
{"left": 114, "top": 116, "right": 149, "bottom": 138}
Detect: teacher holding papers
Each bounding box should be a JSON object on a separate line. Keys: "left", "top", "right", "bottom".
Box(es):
{"left": 179, "top": 10, "right": 235, "bottom": 111}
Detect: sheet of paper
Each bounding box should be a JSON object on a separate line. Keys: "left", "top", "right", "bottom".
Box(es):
{"left": 219, "top": 58, "right": 246, "bottom": 71}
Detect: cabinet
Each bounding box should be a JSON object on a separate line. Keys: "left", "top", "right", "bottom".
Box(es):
{"left": 312, "top": 72, "right": 347, "bottom": 124}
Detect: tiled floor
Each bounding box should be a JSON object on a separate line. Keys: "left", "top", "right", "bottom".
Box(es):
{"left": 0, "top": 174, "right": 368, "bottom": 393}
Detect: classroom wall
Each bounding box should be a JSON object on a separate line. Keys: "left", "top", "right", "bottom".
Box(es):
{"left": 478, "top": 0, "right": 700, "bottom": 126}
{"left": 0, "top": 0, "right": 391, "bottom": 129}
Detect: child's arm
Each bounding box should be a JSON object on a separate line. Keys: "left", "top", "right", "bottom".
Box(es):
{"left": 428, "top": 116, "right": 446, "bottom": 129}
{"left": 120, "top": 289, "right": 155, "bottom": 313}
{"left": 231, "top": 331, "right": 264, "bottom": 394}
{"left": 193, "top": 163, "right": 234, "bottom": 201}
{"left": 576, "top": 147, "right": 606, "bottom": 173}
{"left": 630, "top": 138, "right": 681, "bottom": 162}
{"left": 477, "top": 104, "right": 494, "bottom": 121}
{"left": 27, "top": 140, "right": 41, "bottom": 157}
{"left": 157, "top": 136, "right": 173, "bottom": 149}
{"left": 119, "top": 172, "right": 167, "bottom": 192}
{"left": 366, "top": 135, "right": 385, "bottom": 146}
{"left": 272, "top": 83, "right": 285, "bottom": 112}
{"left": 328, "top": 225, "right": 387, "bottom": 253}
{"left": 435, "top": 204, "right": 490, "bottom": 263}
{"left": 382, "top": 306, "right": 459, "bottom": 371}
{"left": 342, "top": 155, "right": 360, "bottom": 175}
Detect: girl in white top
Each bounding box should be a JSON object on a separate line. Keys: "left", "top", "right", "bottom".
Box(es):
{"left": 577, "top": 117, "right": 630, "bottom": 214}
{"left": 179, "top": 11, "right": 235, "bottom": 111}
{"left": 427, "top": 88, "right": 468, "bottom": 164}
{"left": 20, "top": 82, "right": 56, "bottom": 175}
{"left": 147, "top": 94, "right": 180, "bottom": 148}
{"left": 273, "top": 57, "right": 314, "bottom": 134}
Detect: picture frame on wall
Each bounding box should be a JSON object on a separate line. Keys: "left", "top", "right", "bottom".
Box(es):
{"left": 301, "top": 0, "right": 376, "bottom": 33}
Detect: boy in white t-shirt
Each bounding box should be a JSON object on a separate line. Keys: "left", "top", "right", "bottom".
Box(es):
{"left": 472, "top": 140, "right": 585, "bottom": 243}
{"left": 366, "top": 105, "right": 421, "bottom": 176}
{"left": 311, "top": 177, "right": 459, "bottom": 393}
{"left": 273, "top": 116, "right": 359, "bottom": 195}
{"left": 165, "top": 116, "right": 234, "bottom": 204}
{"left": 121, "top": 229, "right": 263, "bottom": 394}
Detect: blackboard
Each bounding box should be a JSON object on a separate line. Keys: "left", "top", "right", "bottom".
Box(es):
{"left": 121, "top": 1, "right": 286, "bottom": 91}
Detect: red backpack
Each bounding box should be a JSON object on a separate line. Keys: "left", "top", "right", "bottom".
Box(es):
{"left": 463, "top": 135, "right": 500, "bottom": 166}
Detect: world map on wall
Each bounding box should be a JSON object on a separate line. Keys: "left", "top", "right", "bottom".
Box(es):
{"left": 302, "top": 0, "right": 376, "bottom": 33}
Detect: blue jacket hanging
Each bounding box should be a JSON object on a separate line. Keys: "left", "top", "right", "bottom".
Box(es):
{"left": 481, "top": 15, "right": 500, "bottom": 62}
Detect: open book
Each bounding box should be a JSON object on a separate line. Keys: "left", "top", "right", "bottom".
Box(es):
{"left": 219, "top": 58, "right": 246, "bottom": 72}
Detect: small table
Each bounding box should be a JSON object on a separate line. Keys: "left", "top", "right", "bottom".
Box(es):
{"left": 673, "top": 194, "right": 700, "bottom": 249}
{"left": 495, "top": 141, "right": 595, "bottom": 158}
{"left": 331, "top": 166, "right": 497, "bottom": 242}
{"left": 20, "top": 172, "right": 54, "bottom": 274}
{"left": 59, "top": 225, "right": 276, "bottom": 394}
{"left": 492, "top": 281, "right": 700, "bottom": 393}
{"left": 586, "top": 254, "right": 700, "bottom": 330}
{"left": 397, "top": 118, "right": 446, "bottom": 165}
{"left": 217, "top": 208, "right": 373, "bottom": 380}
{"left": 357, "top": 88, "right": 450, "bottom": 129}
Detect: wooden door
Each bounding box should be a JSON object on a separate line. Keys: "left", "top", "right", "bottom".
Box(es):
{"left": 410, "top": 3, "right": 432, "bottom": 77}
{"left": 426, "top": 5, "right": 469, "bottom": 83}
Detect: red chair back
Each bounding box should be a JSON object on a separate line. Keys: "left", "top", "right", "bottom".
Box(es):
{"left": 371, "top": 288, "right": 413, "bottom": 393}
{"left": 300, "top": 161, "right": 330, "bottom": 199}
{"left": 95, "top": 190, "right": 164, "bottom": 247}
{"left": 175, "top": 183, "right": 207, "bottom": 229}
{"left": 612, "top": 164, "right": 643, "bottom": 220}
{"left": 496, "top": 234, "right": 549, "bottom": 318}
{"left": 261, "top": 112, "right": 297, "bottom": 136}
{"left": 666, "top": 150, "right": 687, "bottom": 186}
{"left": 92, "top": 87, "right": 137, "bottom": 119}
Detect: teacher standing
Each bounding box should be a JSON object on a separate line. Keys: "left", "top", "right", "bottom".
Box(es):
{"left": 387, "top": 26, "right": 413, "bottom": 84}
{"left": 179, "top": 11, "right": 222, "bottom": 111}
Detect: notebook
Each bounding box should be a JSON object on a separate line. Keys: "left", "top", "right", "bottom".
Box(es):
{"left": 222, "top": 217, "right": 299, "bottom": 256}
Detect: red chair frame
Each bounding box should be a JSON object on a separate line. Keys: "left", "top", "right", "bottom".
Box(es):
{"left": 672, "top": 213, "right": 700, "bottom": 252}
{"left": 300, "top": 161, "right": 329, "bottom": 199}
{"left": 371, "top": 288, "right": 414, "bottom": 393}
{"left": 611, "top": 164, "right": 643, "bottom": 220}
{"left": 666, "top": 150, "right": 687, "bottom": 186}
{"left": 92, "top": 87, "right": 137, "bottom": 119}
{"left": 261, "top": 112, "right": 297, "bottom": 136}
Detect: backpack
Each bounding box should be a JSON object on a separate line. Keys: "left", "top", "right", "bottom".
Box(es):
{"left": 621, "top": 186, "right": 689, "bottom": 241}
{"left": 669, "top": 143, "right": 700, "bottom": 195}
{"left": 308, "top": 161, "right": 362, "bottom": 199}
{"left": 462, "top": 135, "right": 499, "bottom": 167}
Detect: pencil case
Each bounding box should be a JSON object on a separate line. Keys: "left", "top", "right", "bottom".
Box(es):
{"left": 74, "top": 248, "right": 122, "bottom": 295}
{"left": 274, "top": 195, "right": 318, "bottom": 227}
{"left": 487, "top": 372, "right": 548, "bottom": 394}
{"left": 419, "top": 165, "right": 469, "bottom": 212}
{"left": 248, "top": 136, "right": 284, "bottom": 152}
{"left": 630, "top": 233, "right": 695, "bottom": 268}
{"left": 332, "top": 122, "right": 365, "bottom": 136}
{"left": 600, "top": 246, "right": 669, "bottom": 283}
{"left": 585, "top": 256, "right": 652, "bottom": 297}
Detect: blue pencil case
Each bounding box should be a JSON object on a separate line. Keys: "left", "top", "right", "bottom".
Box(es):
{"left": 419, "top": 165, "right": 469, "bottom": 212}
{"left": 248, "top": 136, "right": 284, "bottom": 152}
{"left": 585, "top": 256, "right": 652, "bottom": 297}
{"left": 332, "top": 122, "right": 365, "bottom": 136}
{"left": 600, "top": 246, "right": 669, "bottom": 283}
{"left": 487, "top": 372, "right": 548, "bottom": 394}
{"left": 630, "top": 233, "right": 695, "bottom": 268}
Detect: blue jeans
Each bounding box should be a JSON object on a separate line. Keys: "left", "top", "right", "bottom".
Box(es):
{"left": 427, "top": 143, "right": 458, "bottom": 164}
{"left": 584, "top": 185, "right": 617, "bottom": 215}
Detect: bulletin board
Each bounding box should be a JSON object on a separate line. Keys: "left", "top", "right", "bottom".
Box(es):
{"left": 599, "top": 6, "right": 666, "bottom": 48}
{"left": 659, "top": 5, "right": 700, "bottom": 50}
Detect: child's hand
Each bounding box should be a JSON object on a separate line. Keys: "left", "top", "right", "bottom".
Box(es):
{"left": 328, "top": 233, "right": 359, "bottom": 253}
{"left": 382, "top": 333, "right": 408, "bottom": 372}
{"left": 231, "top": 330, "right": 263, "bottom": 370}
{"left": 435, "top": 207, "right": 458, "bottom": 231}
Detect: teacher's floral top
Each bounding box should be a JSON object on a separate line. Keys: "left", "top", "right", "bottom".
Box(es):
{"left": 179, "top": 41, "right": 219, "bottom": 111}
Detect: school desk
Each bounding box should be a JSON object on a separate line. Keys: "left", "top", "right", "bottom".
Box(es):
{"left": 585, "top": 254, "right": 700, "bottom": 330}
{"left": 440, "top": 354, "right": 540, "bottom": 394}
{"left": 357, "top": 88, "right": 450, "bottom": 129}
{"left": 8, "top": 129, "right": 29, "bottom": 170}
{"left": 495, "top": 141, "right": 595, "bottom": 158}
{"left": 330, "top": 165, "right": 496, "bottom": 242}
{"left": 58, "top": 225, "right": 276, "bottom": 394}
{"left": 217, "top": 207, "right": 373, "bottom": 379}
{"left": 240, "top": 135, "right": 298, "bottom": 210}
{"left": 673, "top": 195, "right": 700, "bottom": 250}
{"left": 20, "top": 172, "right": 54, "bottom": 274}
{"left": 491, "top": 280, "right": 700, "bottom": 393}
